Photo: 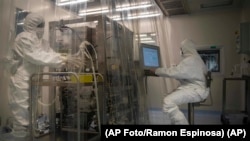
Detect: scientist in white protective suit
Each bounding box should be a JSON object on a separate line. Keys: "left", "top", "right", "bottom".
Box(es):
{"left": 0, "top": 13, "right": 84, "bottom": 141}
{"left": 151, "top": 39, "right": 209, "bottom": 125}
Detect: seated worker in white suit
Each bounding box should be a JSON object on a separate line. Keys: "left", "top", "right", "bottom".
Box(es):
{"left": 151, "top": 39, "right": 209, "bottom": 125}
{"left": 1, "top": 13, "right": 83, "bottom": 141}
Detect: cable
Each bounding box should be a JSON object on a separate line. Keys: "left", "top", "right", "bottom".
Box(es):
{"left": 58, "top": 22, "right": 101, "bottom": 132}
{"left": 58, "top": 20, "right": 98, "bottom": 70}
{"left": 85, "top": 42, "right": 101, "bottom": 133}
{"left": 38, "top": 96, "right": 56, "bottom": 107}
{"left": 75, "top": 40, "right": 101, "bottom": 132}
{"left": 81, "top": 41, "right": 98, "bottom": 71}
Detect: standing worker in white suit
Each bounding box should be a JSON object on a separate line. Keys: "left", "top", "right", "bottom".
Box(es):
{"left": 1, "top": 13, "right": 83, "bottom": 141}
{"left": 151, "top": 39, "right": 209, "bottom": 125}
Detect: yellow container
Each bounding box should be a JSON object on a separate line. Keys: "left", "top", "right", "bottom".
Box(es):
{"left": 70, "top": 73, "right": 103, "bottom": 83}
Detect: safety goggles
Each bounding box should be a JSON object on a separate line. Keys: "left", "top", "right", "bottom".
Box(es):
{"left": 37, "top": 22, "right": 45, "bottom": 28}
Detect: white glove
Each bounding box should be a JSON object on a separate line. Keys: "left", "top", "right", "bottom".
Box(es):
{"left": 79, "top": 41, "right": 91, "bottom": 50}
{"left": 64, "top": 55, "right": 84, "bottom": 68}
{"left": 70, "top": 56, "right": 84, "bottom": 68}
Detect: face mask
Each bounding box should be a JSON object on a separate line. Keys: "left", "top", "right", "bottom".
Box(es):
{"left": 180, "top": 50, "right": 183, "bottom": 56}
{"left": 35, "top": 28, "right": 44, "bottom": 39}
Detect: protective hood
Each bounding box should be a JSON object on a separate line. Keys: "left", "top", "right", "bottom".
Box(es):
{"left": 23, "top": 13, "right": 44, "bottom": 32}
{"left": 180, "top": 39, "right": 199, "bottom": 57}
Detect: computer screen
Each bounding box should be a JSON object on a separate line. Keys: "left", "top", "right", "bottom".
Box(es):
{"left": 140, "top": 43, "right": 161, "bottom": 70}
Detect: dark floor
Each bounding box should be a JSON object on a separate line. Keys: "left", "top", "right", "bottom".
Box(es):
{"left": 30, "top": 128, "right": 100, "bottom": 141}
{"left": 148, "top": 108, "right": 249, "bottom": 125}
{"left": 1, "top": 109, "right": 249, "bottom": 141}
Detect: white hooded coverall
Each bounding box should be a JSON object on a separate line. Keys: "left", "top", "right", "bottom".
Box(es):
{"left": 8, "top": 13, "right": 66, "bottom": 137}
{"left": 155, "top": 39, "right": 209, "bottom": 125}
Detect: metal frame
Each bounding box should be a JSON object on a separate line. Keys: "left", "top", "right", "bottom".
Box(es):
{"left": 29, "top": 72, "right": 81, "bottom": 141}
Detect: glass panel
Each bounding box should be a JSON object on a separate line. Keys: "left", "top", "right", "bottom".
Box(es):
{"left": 0, "top": 0, "right": 167, "bottom": 141}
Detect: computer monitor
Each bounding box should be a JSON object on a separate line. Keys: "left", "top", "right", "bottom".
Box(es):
{"left": 140, "top": 43, "right": 161, "bottom": 71}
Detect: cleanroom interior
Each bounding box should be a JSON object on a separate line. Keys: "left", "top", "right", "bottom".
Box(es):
{"left": 0, "top": 0, "right": 250, "bottom": 140}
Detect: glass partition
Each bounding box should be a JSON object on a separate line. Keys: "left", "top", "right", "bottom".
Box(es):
{"left": 0, "top": 0, "right": 167, "bottom": 141}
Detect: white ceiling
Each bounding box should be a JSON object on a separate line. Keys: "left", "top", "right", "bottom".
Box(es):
{"left": 52, "top": 0, "right": 244, "bottom": 17}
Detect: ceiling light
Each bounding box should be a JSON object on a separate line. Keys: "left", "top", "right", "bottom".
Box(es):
{"left": 78, "top": 6, "right": 109, "bottom": 16}
{"left": 136, "top": 37, "right": 152, "bottom": 41}
{"left": 56, "top": 0, "right": 90, "bottom": 6}
{"left": 142, "top": 40, "right": 155, "bottom": 43}
{"left": 116, "top": 3, "right": 152, "bottom": 11}
{"left": 78, "top": 2, "right": 153, "bottom": 16}
{"left": 113, "top": 13, "right": 161, "bottom": 21}
{"left": 135, "top": 34, "right": 147, "bottom": 37}
{"left": 79, "top": 7, "right": 108, "bottom": 13}
{"left": 79, "top": 9, "right": 109, "bottom": 16}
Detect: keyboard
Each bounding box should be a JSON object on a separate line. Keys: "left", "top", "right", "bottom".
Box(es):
{"left": 144, "top": 69, "right": 158, "bottom": 76}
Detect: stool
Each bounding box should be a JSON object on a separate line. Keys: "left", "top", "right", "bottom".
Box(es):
{"left": 188, "top": 71, "right": 212, "bottom": 125}
{"left": 188, "top": 102, "right": 200, "bottom": 125}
